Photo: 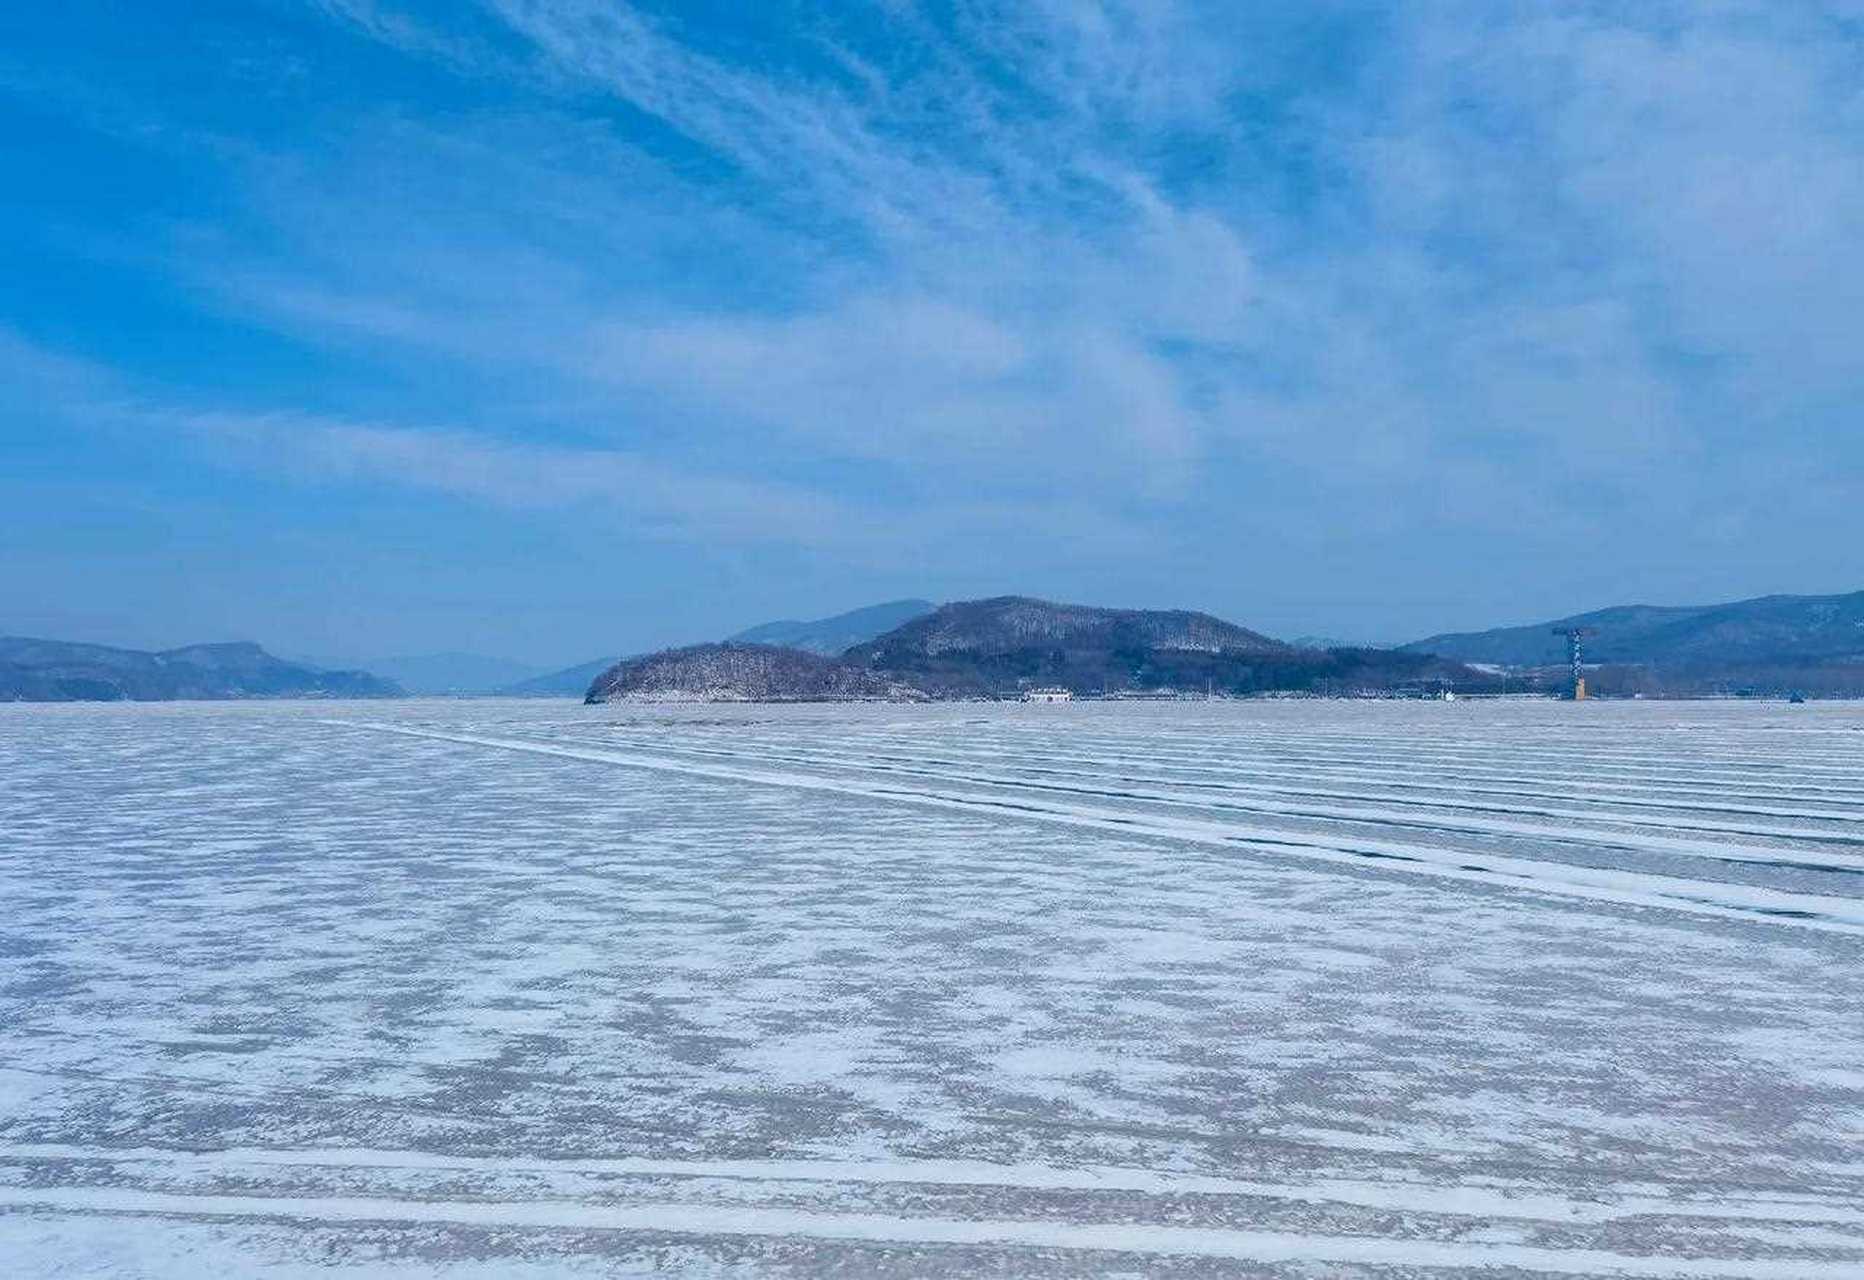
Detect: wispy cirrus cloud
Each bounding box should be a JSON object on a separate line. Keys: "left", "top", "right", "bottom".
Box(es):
{"left": 1, "top": 326, "right": 848, "bottom": 550}
{"left": 192, "top": 0, "right": 1271, "bottom": 499}
{"left": 2, "top": 318, "right": 1162, "bottom": 574}
{"left": 12, "top": 0, "right": 1864, "bottom": 648}
{"left": 175, "top": 409, "right": 857, "bottom": 546}
{"left": 290, "top": 0, "right": 1864, "bottom": 483}
{"left": 169, "top": 404, "right": 1171, "bottom": 577}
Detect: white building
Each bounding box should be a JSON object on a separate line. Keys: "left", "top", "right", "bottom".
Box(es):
{"left": 1022, "top": 687, "right": 1073, "bottom": 703}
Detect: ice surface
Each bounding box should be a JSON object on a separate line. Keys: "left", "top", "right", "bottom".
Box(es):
{"left": 2, "top": 697, "right": 1861, "bottom": 1276}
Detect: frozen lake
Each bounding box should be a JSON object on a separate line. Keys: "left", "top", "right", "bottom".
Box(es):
{"left": 3, "top": 698, "right": 1862, "bottom": 1277}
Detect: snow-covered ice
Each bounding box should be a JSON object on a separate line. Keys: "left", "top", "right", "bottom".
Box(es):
{"left": 2, "top": 697, "right": 1862, "bottom": 1276}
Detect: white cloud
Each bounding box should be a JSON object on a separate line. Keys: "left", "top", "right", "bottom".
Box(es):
{"left": 51, "top": 0, "right": 1863, "bottom": 616}
{"left": 170, "top": 409, "right": 863, "bottom": 547}
{"left": 584, "top": 293, "right": 1201, "bottom": 491}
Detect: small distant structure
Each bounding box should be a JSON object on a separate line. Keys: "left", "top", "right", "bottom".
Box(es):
{"left": 1022, "top": 686, "right": 1073, "bottom": 703}
{"left": 1550, "top": 626, "right": 1597, "bottom": 701}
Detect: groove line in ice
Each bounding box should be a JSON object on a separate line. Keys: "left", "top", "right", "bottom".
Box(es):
{"left": 330, "top": 721, "right": 1864, "bottom": 934}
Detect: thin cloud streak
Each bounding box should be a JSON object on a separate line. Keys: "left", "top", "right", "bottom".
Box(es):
{"left": 12, "top": 0, "right": 1863, "bottom": 643}
{"left": 299, "top": 0, "right": 1864, "bottom": 502}
{"left": 171, "top": 407, "right": 1166, "bottom": 567}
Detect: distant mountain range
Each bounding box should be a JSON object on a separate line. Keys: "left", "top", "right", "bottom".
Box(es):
{"left": 1287, "top": 634, "right": 1394, "bottom": 652}
{"left": 498, "top": 655, "right": 623, "bottom": 697}
{"left": 1402, "top": 589, "right": 1864, "bottom": 667}
{"left": 587, "top": 643, "right": 919, "bottom": 703}
{"left": 590, "top": 597, "right": 1481, "bottom": 702}
{"left": 1, "top": 638, "right": 401, "bottom": 701}
{"left": 12, "top": 586, "right": 1861, "bottom": 703}
{"left": 1397, "top": 589, "right": 1864, "bottom": 694}
{"left": 842, "top": 597, "right": 1476, "bottom": 699}
{"left": 309, "top": 651, "right": 543, "bottom": 696}
{"left": 727, "top": 599, "right": 936, "bottom": 655}
{"left": 309, "top": 650, "right": 623, "bottom": 697}
{"left": 501, "top": 602, "right": 935, "bottom": 697}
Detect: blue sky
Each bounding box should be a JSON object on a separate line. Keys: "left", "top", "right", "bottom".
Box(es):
{"left": 4, "top": 1, "right": 1860, "bottom": 666}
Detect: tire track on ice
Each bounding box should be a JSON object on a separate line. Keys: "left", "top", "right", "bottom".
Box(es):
{"left": 595, "top": 735, "right": 1864, "bottom": 866}
{"left": 7, "top": 1144, "right": 1862, "bottom": 1231}
{"left": 330, "top": 721, "right": 1864, "bottom": 935}
{"left": 725, "top": 731, "right": 1864, "bottom": 821}
{"left": 759, "top": 727, "right": 1864, "bottom": 809}
{"left": 3, "top": 1184, "right": 1860, "bottom": 1278}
